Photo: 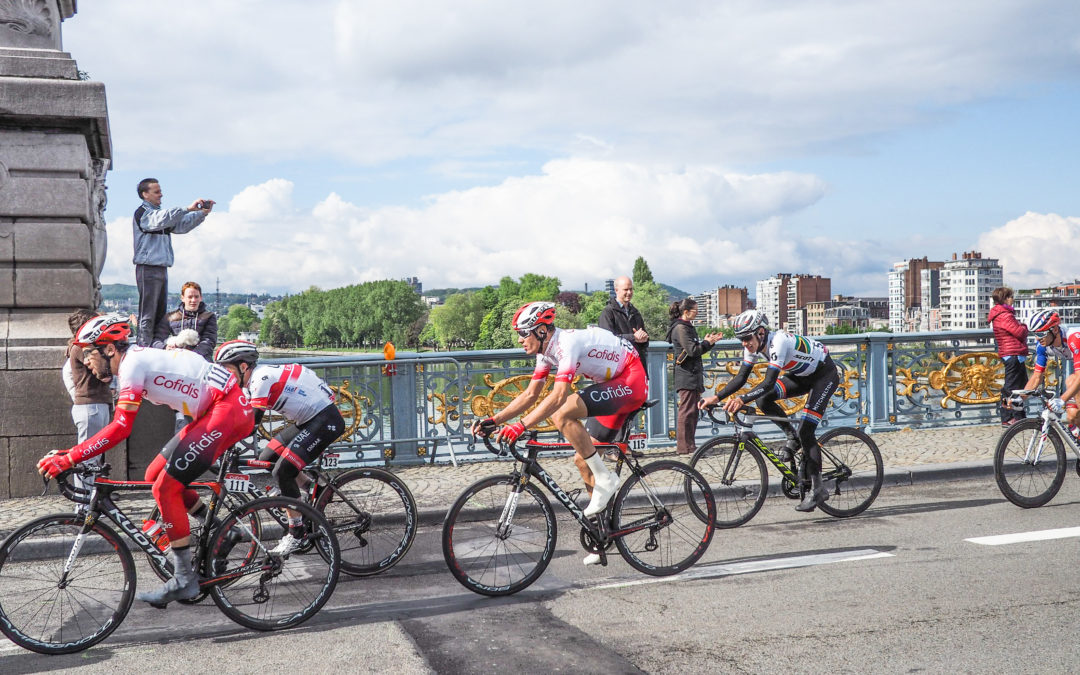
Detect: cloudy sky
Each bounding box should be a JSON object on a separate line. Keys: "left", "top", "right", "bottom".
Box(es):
{"left": 63, "top": 0, "right": 1080, "bottom": 297}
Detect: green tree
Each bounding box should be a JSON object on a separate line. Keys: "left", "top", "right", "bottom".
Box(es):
{"left": 632, "top": 280, "right": 670, "bottom": 340}
{"left": 632, "top": 256, "right": 654, "bottom": 285}
{"left": 578, "top": 291, "right": 611, "bottom": 326}
{"left": 430, "top": 291, "right": 487, "bottom": 348}
{"left": 219, "top": 304, "right": 259, "bottom": 341}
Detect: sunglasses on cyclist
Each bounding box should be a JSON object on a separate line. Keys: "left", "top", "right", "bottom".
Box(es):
{"left": 517, "top": 329, "right": 535, "bottom": 339}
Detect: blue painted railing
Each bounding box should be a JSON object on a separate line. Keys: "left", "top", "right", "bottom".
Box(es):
{"left": 253, "top": 329, "right": 1064, "bottom": 468}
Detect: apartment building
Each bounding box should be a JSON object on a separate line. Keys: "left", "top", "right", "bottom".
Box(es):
{"left": 939, "top": 251, "right": 1002, "bottom": 330}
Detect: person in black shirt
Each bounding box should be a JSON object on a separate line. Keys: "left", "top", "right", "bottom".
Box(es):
{"left": 598, "top": 276, "right": 649, "bottom": 371}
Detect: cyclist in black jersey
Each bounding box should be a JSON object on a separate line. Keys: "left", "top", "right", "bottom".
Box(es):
{"left": 700, "top": 309, "right": 838, "bottom": 512}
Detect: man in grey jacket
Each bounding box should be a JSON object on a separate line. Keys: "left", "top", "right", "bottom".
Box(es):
{"left": 132, "top": 178, "right": 213, "bottom": 346}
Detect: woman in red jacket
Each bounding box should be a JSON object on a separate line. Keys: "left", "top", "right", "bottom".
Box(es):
{"left": 988, "top": 286, "right": 1029, "bottom": 427}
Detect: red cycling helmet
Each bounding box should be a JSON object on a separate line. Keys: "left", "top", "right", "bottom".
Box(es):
{"left": 75, "top": 314, "right": 132, "bottom": 347}
{"left": 512, "top": 302, "right": 556, "bottom": 334}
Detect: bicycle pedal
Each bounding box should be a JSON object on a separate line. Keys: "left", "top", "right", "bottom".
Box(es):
{"left": 147, "top": 601, "right": 168, "bottom": 610}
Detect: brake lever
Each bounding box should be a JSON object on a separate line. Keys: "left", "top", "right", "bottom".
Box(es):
{"left": 40, "top": 474, "right": 52, "bottom": 497}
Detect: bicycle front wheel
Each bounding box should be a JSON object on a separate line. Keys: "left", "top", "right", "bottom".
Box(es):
{"left": 316, "top": 468, "right": 418, "bottom": 577}
{"left": 612, "top": 460, "right": 715, "bottom": 576}
{"left": 994, "top": 418, "right": 1066, "bottom": 508}
{"left": 816, "top": 427, "right": 884, "bottom": 518}
{"left": 208, "top": 497, "right": 340, "bottom": 631}
{"left": 442, "top": 475, "right": 557, "bottom": 596}
{"left": 689, "top": 435, "right": 768, "bottom": 527}
{"left": 0, "top": 515, "right": 135, "bottom": 654}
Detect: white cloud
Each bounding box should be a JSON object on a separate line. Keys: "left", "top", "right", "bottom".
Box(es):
{"left": 99, "top": 158, "right": 908, "bottom": 295}
{"left": 65, "top": 0, "right": 1080, "bottom": 169}
{"left": 979, "top": 212, "right": 1080, "bottom": 288}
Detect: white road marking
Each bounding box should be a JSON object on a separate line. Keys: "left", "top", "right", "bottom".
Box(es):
{"left": 965, "top": 526, "right": 1080, "bottom": 546}
{"left": 587, "top": 548, "right": 894, "bottom": 591}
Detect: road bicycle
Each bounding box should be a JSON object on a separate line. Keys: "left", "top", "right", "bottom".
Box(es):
{"left": 0, "top": 444, "right": 341, "bottom": 655}
{"left": 442, "top": 401, "right": 717, "bottom": 596}
{"left": 993, "top": 386, "right": 1080, "bottom": 508}
{"left": 143, "top": 446, "right": 417, "bottom": 578}
{"left": 690, "top": 406, "right": 884, "bottom": 527}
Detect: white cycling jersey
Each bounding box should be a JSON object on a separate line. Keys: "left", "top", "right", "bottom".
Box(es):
{"left": 247, "top": 364, "right": 336, "bottom": 425}
{"left": 532, "top": 326, "right": 637, "bottom": 384}
{"left": 744, "top": 330, "right": 828, "bottom": 376}
{"left": 115, "top": 346, "right": 234, "bottom": 418}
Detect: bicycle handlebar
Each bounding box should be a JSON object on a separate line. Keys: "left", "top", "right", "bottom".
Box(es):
{"left": 46, "top": 463, "right": 110, "bottom": 504}
{"left": 701, "top": 404, "right": 794, "bottom": 428}
{"left": 479, "top": 433, "right": 527, "bottom": 462}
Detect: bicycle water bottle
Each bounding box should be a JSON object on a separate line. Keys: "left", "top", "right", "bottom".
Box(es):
{"left": 141, "top": 519, "right": 171, "bottom": 553}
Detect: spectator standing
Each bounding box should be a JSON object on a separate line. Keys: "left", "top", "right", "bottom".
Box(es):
{"left": 132, "top": 178, "right": 213, "bottom": 346}
{"left": 598, "top": 276, "right": 649, "bottom": 371}
{"left": 152, "top": 281, "right": 218, "bottom": 361}
{"left": 988, "top": 286, "right": 1028, "bottom": 427}
{"left": 666, "top": 298, "right": 723, "bottom": 455}
{"left": 65, "top": 309, "right": 113, "bottom": 490}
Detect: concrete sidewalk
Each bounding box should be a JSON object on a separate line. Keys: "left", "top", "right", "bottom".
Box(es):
{"left": 0, "top": 423, "right": 1006, "bottom": 539}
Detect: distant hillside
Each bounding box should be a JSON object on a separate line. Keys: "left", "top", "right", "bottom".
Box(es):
{"left": 657, "top": 282, "right": 691, "bottom": 302}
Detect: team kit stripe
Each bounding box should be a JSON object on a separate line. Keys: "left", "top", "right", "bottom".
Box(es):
{"left": 801, "top": 408, "right": 824, "bottom": 424}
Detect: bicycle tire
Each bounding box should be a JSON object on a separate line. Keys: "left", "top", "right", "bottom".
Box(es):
{"left": 208, "top": 497, "right": 340, "bottom": 631}
{"left": 612, "top": 460, "right": 716, "bottom": 576}
{"left": 0, "top": 514, "right": 135, "bottom": 654}
{"left": 993, "top": 418, "right": 1066, "bottom": 508}
{"left": 689, "top": 435, "right": 768, "bottom": 528}
{"left": 315, "top": 467, "right": 418, "bottom": 577}
{"left": 815, "top": 427, "right": 884, "bottom": 518}
{"left": 442, "top": 474, "right": 557, "bottom": 597}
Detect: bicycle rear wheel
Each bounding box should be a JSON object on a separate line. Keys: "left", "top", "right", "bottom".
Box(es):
{"left": 993, "top": 418, "right": 1066, "bottom": 508}
{"left": 612, "top": 460, "right": 715, "bottom": 576}
{"left": 0, "top": 515, "right": 135, "bottom": 654}
{"left": 315, "top": 468, "right": 418, "bottom": 576}
{"left": 689, "top": 435, "right": 767, "bottom": 527}
{"left": 208, "top": 497, "right": 339, "bottom": 631}
{"left": 816, "top": 427, "right": 883, "bottom": 518}
{"left": 442, "top": 474, "right": 557, "bottom": 596}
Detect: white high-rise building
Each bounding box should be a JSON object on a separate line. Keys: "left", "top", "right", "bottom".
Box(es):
{"left": 755, "top": 276, "right": 787, "bottom": 331}
{"left": 888, "top": 257, "right": 945, "bottom": 332}
{"left": 939, "top": 251, "right": 1003, "bottom": 330}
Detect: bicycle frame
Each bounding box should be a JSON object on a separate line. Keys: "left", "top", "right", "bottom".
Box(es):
{"left": 498, "top": 438, "right": 669, "bottom": 547}
{"left": 54, "top": 445, "right": 264, "bottom": 587}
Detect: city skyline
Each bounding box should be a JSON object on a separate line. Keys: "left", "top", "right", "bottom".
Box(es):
{"left": 64, "top": 1, "right": 1080, "bottom": 296}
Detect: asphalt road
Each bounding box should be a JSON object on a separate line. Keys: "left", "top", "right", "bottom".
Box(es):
{"left": 4, "top": 474, "right": 1080, "bottom": 674}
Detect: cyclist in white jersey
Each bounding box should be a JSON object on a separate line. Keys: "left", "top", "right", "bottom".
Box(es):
{"left": 38, "top": 318, "right": 256, "bottom": 607}
{"left": 247, "top": 363, "right": 346, "bottom": 554}
{"left": 700, "top": 309, "right": 838, "bottom": 512}
{"left": 470, "top": 302, "right": 648, "bottom": 546}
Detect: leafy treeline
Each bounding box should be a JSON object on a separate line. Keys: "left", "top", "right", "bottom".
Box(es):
{"left": 256, "top": 257, "right": 685, "bottom": 350}
{"left": 258, "top": 281, "right": 426, "bottom": 348}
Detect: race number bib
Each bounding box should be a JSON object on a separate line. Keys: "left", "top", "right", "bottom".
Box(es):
{"left": 224, "top": 473, "right": 251, "bottom": 493}
{"left": 628, "top": 433, "right": 648, "bottom": 452}
{"left": 321, "top": 453, "right": 340, "bottom": 469}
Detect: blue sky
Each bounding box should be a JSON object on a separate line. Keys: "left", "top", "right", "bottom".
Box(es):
{"left": 62, "top": 1, "right": 1080, "bottom": 297}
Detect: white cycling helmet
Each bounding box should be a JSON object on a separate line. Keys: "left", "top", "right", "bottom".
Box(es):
{"left": 511, "top": 302, "right": 556, "bottom": 334}
{"left": 213, "top": 340, "right": 259, "bottom": 365}
{"left": 732, "top": 309, "right": 768, "bottom": 339}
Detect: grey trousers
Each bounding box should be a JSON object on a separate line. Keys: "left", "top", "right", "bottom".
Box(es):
{"left": 136, "top": 264, "right": 169, "bottom": 347}
{"left": 72, "top": 403, "right": 109, "bottom": 491}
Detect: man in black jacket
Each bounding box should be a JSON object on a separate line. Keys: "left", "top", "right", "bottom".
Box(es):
{"left": 598, "top": 276, "right": 649, "bottom": 372}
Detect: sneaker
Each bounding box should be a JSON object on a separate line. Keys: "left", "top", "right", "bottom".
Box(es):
{"left": 584, "top": 471, "right": 619, "bottom": 516}
{"left": 583, "top": 552, "right": 602, "bottom": 566}
{"left": 270, "top": 533, "right": 301, "bottom": 556}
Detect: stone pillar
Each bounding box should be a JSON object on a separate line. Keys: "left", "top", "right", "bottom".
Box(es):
{"left": 0, "top": 1, "right": 116, "bottom": 496}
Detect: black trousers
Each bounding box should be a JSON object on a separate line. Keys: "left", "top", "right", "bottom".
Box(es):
{"left": 135, "top": 264, "right": 168, "bottom": 347}
{"left": 1000, "top": 356, "right": 1028, "bottom": 423}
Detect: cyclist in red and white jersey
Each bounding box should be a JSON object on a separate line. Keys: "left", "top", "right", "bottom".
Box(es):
{"left": 37, "top": 318, "right": 256, "bottom": 607}
{"left": 247, "top": 362, "right": 345, "bottom": 554}
{"left": 700, "top": 309, "right": 839, "bottom": 512}
{"left": 470, "top": 302, "right": 648, "bottom": 561}
{"left": 1019, "top": 310, "right": 1080, "bottom": 428}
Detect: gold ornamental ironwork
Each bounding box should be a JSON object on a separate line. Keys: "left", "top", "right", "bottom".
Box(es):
{"left": 896, "top": 351, "right": 1057, "bottom": 408}
{"left": 257, "top": 379, "right": 364, "bottom": 442}
{"left": 469, "top": 373, "right": 579, "bottom": 432}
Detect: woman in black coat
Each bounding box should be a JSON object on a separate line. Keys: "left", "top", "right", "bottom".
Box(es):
{"left": 666, "top": 298, "right": 723, "bottom": 455}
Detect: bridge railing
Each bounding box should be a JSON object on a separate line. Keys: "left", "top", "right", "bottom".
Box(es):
{"left": 256, "top": 329, "right": 1064, "bottom": 467}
